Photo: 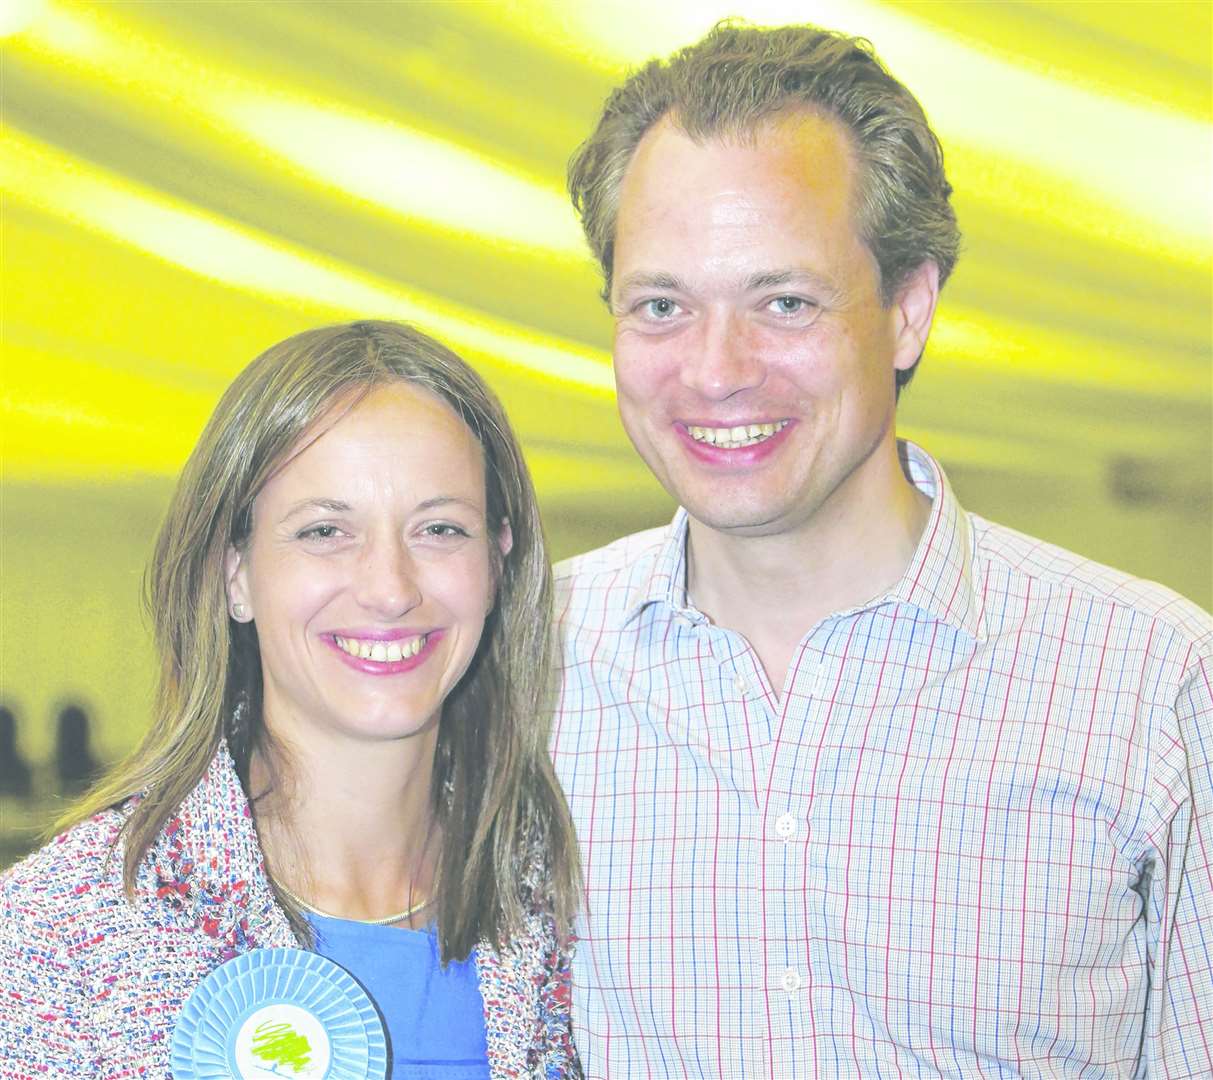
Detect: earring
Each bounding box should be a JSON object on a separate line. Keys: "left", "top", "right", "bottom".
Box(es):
{"left": 227, "top": 692, "right": 250, "bottom": 745}
{"left": 232, "top": 603, "right": 247, "bottom": 620}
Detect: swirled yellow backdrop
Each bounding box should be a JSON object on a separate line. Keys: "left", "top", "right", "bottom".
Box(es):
{"left": 1, "top": 1, "right": 1210, "bottom": 856}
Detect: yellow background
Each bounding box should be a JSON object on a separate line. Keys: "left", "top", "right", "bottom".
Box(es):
{"left": 2, "top": 1, "right": 1210, "bottom": 849}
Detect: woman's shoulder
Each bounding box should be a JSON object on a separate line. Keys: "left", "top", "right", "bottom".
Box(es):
{"left": 1, "top": 807, "right": 130, "bottom": 937}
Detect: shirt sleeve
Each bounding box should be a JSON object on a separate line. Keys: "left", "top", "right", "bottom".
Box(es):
{"left": 1147, "top": 646, "right": 1213, "bottom": 1077}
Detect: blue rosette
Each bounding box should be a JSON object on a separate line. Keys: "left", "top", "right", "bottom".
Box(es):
{"left": 171, "top": 947, "right": 388, "bottom": 1079}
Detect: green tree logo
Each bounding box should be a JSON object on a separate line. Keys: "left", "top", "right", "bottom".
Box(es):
{"left": 250, "top": 1018, "right": 313, "bottom": 1074}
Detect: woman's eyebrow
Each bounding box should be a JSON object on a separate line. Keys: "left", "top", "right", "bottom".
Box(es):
{"left": 415, "top": 495, "right": 484, "bottom": 513}
{"left": 279, "top": 497, "right": 352, "bottom": 521}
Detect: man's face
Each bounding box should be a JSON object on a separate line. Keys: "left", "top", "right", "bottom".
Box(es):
{"left": 610, "top": 109, "right": 926, "bottom": 539}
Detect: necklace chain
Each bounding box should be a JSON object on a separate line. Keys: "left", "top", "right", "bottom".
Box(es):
{"left": 276, "top": 881, "right": 431, "bottom": 926}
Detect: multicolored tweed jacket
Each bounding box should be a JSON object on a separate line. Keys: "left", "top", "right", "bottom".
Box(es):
{"left": 0, "top": 743, "right": 581, "bottom": 1079}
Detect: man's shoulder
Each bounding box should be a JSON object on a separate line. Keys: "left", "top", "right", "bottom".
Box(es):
{"left": 971, "top": 513, "right": 1211, "bottom": 650}
{"left": 552, "top": 523, "right": 673, "bottom": 635}
{"left": 555, "top": 525, "right": 669, "bottom": 587}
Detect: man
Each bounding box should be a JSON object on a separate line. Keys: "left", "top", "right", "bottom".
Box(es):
{"left": 550, "top": 22, "right": 1211, "bottom": 1079}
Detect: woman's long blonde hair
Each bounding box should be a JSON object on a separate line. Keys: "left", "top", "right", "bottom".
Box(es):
{"left": 62, "top": 321, "right": 579, "bottom": 960}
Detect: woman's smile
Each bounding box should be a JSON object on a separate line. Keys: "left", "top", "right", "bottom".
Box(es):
{"left": 326, "top": 628, "right": 444, "bottom": 675}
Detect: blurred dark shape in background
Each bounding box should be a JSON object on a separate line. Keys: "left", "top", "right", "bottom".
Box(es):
{"left": 0, "top": 704, "right": 33, "bottom": 799}
{"left": 54, "top": 702, "right": 101, "bottom": 798}
{"left": 1107, "top": 455, "right": 1213, "bottom": 515}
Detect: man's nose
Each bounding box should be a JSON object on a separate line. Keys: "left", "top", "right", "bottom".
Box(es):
{"left": 354, "top": 534, "right": 422, "bottom": 618}
{"left": 678, "top": 310, "right": 765, "bottom": 400}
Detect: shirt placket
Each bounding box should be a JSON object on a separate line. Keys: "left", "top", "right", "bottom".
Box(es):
{"left": 702, "top": 623, "right": 832, "bottom": 1075}
{"left": 765, "top": 625, "right": 839, "bottom": 1074}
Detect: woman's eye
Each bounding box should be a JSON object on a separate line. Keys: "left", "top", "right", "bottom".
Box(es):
{"left": 423, "top": 523, "right": 469, "bottom": 539}
{"left": 298, "top": 524, "right": 341, "bottom": 541}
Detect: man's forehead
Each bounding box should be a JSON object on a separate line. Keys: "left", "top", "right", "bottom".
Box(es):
{"left": 611, "top": 108, "right": 865, "bottom": 292}
{"left": 617, "top": 107, "right": 860, "bottom": 225}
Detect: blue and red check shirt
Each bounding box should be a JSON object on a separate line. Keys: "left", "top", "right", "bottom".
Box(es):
{"left": 551, "top": 441, "right": 1211, "bottom": 1079}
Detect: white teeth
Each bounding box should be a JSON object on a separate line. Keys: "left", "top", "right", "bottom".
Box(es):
{"left": 336, "top": 634, "right": 427, "bottom": 663}
{"left": 688, "top": 420, "right": 789, "bottom": 449}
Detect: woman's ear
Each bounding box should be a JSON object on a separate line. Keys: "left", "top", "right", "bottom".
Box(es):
{"left": 225, "top": 545, "right": 253, "bottom": 622}
{"left": 497, "top": 517, "right": 514, "bottom": 560}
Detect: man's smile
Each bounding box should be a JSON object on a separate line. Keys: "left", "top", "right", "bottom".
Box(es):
{"left": 682, "top": 419, "right": 791, "bottom": 449}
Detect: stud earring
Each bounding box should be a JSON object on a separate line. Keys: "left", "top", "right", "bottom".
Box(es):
{"left": 232, "top": 603, "right": 247, "bottom": 620}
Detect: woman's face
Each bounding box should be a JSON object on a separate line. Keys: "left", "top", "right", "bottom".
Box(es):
{"left": 226, "top": 382, "right": 509, "bottom": 749}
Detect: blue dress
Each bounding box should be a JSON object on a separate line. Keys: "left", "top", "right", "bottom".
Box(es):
{"left": 308, "top": 914, "right": 490, "bottom": 1080}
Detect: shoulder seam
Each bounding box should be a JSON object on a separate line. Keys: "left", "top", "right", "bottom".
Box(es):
{"left": 970, "top": 516, "right": 1210, "bottom": 648}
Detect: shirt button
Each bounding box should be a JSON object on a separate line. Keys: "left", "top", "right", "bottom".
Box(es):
{"left": 775, "top": 812, "right": 797, "bottom": 839}
{"left": 733, "top": 674, "right": 748, "bottom": 696}
{"left": 781, "top": 967, "right": 802, "bottom": 993}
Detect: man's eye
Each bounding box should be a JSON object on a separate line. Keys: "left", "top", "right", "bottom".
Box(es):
{"left": 768, "top": 296, "right": 810, "bottom": 315}
{"left": 643, "top": 298, "right": 679, "bottom": 319}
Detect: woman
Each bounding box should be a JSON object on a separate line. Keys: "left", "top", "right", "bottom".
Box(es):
{"left": 0, "top": 321, "right": 581, "bottom": 1078}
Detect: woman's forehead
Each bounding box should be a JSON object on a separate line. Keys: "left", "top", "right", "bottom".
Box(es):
{"left": 255, "top": 381, "right": 487, "bottom": 512}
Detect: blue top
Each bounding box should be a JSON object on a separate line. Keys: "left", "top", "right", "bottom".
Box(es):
{"left": 308, "top": 914, "right": 490, "bottom": 1080}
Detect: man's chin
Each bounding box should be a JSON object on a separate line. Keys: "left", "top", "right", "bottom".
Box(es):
{"left": 683, "top": 499, "right": 803, "bottom": 539}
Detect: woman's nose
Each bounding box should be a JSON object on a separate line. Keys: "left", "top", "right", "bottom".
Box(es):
{"left": 354, "top": 535, "right": 422, "bottom": 618}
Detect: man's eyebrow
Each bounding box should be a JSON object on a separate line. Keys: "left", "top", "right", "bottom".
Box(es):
{"left": 614, "top": 268, "right": 843, "bottom": 303}
{"left": 614, "top": 271, "right": 689, "bottom": 295}
{"left": 743, "top": 268, "right": 841, "bottom": 300}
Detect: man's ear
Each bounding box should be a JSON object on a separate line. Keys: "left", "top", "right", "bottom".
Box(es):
{"left": 891, "top": 260, "right": 940, "bottom": 375}
{"left": 225, "top": 545, "right": 253, "bottom": 622}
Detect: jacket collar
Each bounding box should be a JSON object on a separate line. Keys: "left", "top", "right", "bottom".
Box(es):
{"left": 135, "top": 740, "right": 294, "bottom": 957}
{"left": 621, "top": 440, "right": 985, "bottom": 640}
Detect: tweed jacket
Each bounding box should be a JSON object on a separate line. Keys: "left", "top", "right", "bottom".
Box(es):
{"left": 0, "top": 744, "right": 581, "bottom": 1079}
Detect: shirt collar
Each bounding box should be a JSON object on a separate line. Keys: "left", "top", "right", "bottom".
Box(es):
{"left": 620, "top": 439, "right": 984, "bottom": 640}
{"left": 622, "top": 508, "right": 695, "bottom": 625}
{"left": 888, "top": 440, "right": 986, "bottom": 640}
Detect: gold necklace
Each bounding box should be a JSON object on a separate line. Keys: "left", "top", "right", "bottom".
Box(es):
{"left": 276, "top": 881, "right": 431, "bottom": 926}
